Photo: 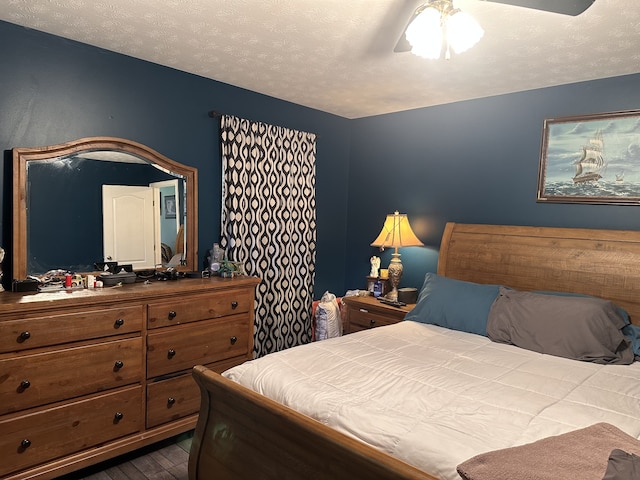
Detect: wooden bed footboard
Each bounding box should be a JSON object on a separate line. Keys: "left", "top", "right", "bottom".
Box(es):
{"left": 188, "top": 365, "right": 438, "bottom": 480}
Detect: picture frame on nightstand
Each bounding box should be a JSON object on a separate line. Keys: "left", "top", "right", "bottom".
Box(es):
{"left": 366, "top": 276, "right": 389, "bottom": 296}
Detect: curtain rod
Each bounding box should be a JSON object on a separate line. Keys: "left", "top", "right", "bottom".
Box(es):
{"left": 209, "top": 111, "right": 263, "bottom": 123}
{"left": 208, "top": 110, "right": 319, "bottom": 138}
{"left": 208, "top": 110, "right": 260, "bottom": 122}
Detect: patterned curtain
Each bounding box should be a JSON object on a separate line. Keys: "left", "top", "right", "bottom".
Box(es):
{"left": 220, "top": 115, "right": 317, "bottom": 358}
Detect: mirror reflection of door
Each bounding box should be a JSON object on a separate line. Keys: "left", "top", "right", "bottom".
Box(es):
{"left": 149, "top": 179, "right": 181, "bottom": 266}
{"left": 102, "top": 185, "right": 156, "bottom": 269}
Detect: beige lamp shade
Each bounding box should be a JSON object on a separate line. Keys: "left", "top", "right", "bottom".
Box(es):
{"left": 370, "top": 211, "right": 424, "bottom": 251}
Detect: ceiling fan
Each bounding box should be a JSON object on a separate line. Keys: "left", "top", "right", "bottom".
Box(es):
{"left": 392, "top": 0, "right": 597, "bottom": 53}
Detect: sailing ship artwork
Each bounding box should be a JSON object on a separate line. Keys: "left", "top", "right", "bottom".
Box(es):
{"left": 537, "top": 110, "right": 640, "bottom": 204}
{"left": 572, "top": 130, "right": 605, "bottom": 184}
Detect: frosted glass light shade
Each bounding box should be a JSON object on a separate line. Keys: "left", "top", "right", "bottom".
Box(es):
{"left": 405, "top": 1, "right": 484, "bottom": 60}
{"left": 446, "top": 10, "right": 484, "bottom": 54}
{"left": 405, "top": 7, "right": 443, "bottom": 60}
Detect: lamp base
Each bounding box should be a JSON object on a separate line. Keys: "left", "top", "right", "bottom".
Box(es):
{"left": 385, "top": 252, "right": 403, "bottom": 302}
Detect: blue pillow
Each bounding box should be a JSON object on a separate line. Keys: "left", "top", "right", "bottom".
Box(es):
{"left": 622, "top": 324, "right": 640, "bottom": 357}
{"left": 404, "top": 273, "right": 501, "bottom": 336}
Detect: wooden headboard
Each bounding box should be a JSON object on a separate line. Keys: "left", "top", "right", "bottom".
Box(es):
{"left": 438, "top": 223, "right": 640, "bottom": 326}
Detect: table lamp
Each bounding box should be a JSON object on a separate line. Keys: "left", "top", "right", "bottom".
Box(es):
{"left": 370, "top": 211, "right": 423, "bottom": 302}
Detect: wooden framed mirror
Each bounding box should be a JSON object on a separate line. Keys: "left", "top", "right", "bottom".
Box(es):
{"left": 12, "top": 136, "right": 198, "bottom": 280}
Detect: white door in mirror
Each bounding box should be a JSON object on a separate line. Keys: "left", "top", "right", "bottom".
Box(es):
{"left": 102, "top": 185, "right": 156, "bottom": 269}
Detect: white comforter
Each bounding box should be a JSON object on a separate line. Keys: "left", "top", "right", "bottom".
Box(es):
{"left": 224, "top": 321, "right": 640, "bottom": 480}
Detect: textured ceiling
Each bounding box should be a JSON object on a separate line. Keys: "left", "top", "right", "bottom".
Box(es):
{"left": 2, "top": 0, "right": 640, "bottom": 119}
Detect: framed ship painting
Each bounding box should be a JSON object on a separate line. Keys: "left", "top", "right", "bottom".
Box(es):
{"left": 537, "top": 109, "right": 640, "bottom": 204}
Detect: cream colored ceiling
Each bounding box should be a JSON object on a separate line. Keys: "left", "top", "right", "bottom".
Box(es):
{"left": 2, "top": 0, "right": 640, "bottom": 119}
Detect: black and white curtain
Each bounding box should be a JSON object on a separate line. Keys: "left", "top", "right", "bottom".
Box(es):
{"left": 220, "top": 115, "right": 317, "bottom": 358}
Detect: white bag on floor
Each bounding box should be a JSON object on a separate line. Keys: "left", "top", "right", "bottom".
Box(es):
{"left": 315, "top": 291, "right": 342, "bottom": 341}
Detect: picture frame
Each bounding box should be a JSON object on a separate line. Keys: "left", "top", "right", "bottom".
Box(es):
{"left": 537, "top": 109, "right": 640, "bottom": 204}
{"left": 164, "top": 194, "right": 176, "bottom": 219}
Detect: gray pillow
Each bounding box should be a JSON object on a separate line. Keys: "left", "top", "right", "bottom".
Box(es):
{"left": 602, "top": 449, "right": 640, "bottom": 480}
{"left": 487, "top": 287, "right": 634, "bottom": 365}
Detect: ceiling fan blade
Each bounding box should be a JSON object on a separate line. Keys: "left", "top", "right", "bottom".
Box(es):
{"left": 478, "top": 0, "right": 596, "bottom": 16}
{"left": 393, "top": 0, "right": 596, "bottom": 53}
{"left": 367, "top": 0, "right": 423, "bottom": 56}
{"left": 393, "top": 7, "right": 421, "bottom": 53}
{"left": 394, "top": 37, "right": 412, "bottom": 53}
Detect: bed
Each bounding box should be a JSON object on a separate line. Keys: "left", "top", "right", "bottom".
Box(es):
{"left": 188, "top": 222, "right": 640, "bottom": 480}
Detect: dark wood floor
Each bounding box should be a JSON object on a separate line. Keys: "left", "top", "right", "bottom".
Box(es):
{"left": 59, "top": 434, "right": 191, "bottom": 480}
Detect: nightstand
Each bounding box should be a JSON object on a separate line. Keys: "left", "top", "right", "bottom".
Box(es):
{"left": 342, "top": 295, "right": 415, "bottom": 334}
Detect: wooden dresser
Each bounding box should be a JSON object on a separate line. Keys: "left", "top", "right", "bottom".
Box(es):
{"left": 0, "top": 276, "right": 260, "bottom": 480}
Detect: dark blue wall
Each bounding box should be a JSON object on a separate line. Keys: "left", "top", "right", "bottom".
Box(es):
{"left": 2, "top": 20, "right": 639, "bottom": 300}
{"left": 0, "top": 21, "right": 351, "bottom": 297}
{"left": 347, "top": 75, "right": 640, "bottom": 292}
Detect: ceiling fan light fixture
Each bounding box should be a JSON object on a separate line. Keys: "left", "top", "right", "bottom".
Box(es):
{"left": 406, "top": 0, "right": 484, "bottom": 60}
{"left": 446, "top": 9, "right": 484, "bottom": 55}
{"left": 405, "top": 6, "right": 443, "bottom": 60}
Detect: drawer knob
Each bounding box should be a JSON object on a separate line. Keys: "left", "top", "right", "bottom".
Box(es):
{"left": 369, "top": 319, "right": 376, "bottom": 327}
{"left": 114, "top": 318, "right": 125, "bottom": 327}
{"left": 19, "top": 380, "right": 31, "bottom": 391}
{"left": 230, "top": 336, "right": 238, "bottom": 345}
{"left": 167, "top": 348, "right": 176, "bottom": 358}
{"left": 114, "top": 412, "right": 124, "bottom": 422}
{"left": 114, "top": 360, "right": 124, "bottom": 370}
{"left": 19, "top": 331, "right": 31, "bottom": 341}
{"left": 231, "top": 301, "right": 239, "bottom": 309}
{"left": 168, "top": 311, "right": 177, "bottom": 320}
{"left": 20, "top": 439, "right": 32, "bottom": 449}
{"left": 167, "top": 397, "right": 176, "bottom": 406}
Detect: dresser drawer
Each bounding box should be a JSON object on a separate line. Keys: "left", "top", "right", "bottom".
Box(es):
{"left": 0, "top": 305, "right": 143, "bottom": 353}
{"left": 146, "top": 373, "right": 200, "bottom": 428}
{"left": 146, "top": 356, "right": 245, "bottom": 429}
{"left": 147, "top": 289, "right": 252, "bottom": 328}
{"left": 0, "top": 385, "right": 142, "bottom": 478}
{"left": 0, "top": 336, "right": 143, "bottom": 415}
{"left": 147, "top": 316, "right": 250, "bottom": 378}
{"left": 349, "top": 307, "right": 399, "bottom": 332}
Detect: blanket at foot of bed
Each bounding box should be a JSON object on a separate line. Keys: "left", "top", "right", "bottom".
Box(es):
{"left": 456, "top": 422, "right": 640, "bottom": 480}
